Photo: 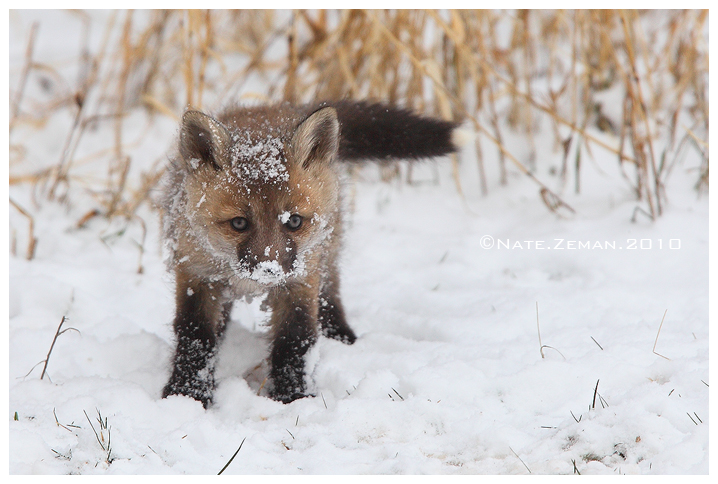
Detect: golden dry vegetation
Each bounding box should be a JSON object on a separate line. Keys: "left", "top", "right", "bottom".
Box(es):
{"left": 9, "top": 10, "right": 708, "bottom": 227}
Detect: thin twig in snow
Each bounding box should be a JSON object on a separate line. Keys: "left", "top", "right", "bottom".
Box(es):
{"left": 536, "top": 302, "right": 544, "bottom": 358}
{"left": 652, "top": 309, "right": 670, "bottom": 360}
{"left": 592, "top": 380, "right": 600, "bottom": 409}
{"left": 53, "top": 408, "right": 80, "bottom": 433}
{"left": 536, "top": 303, "right": 566, "bottom": 360}
{"left": 83, "top": 408, "right": 112, "bottom": 463}
{"left": 590, "top": 336, "right": 604, "bottom": 350}
{"left": 40, "top": 316, "right": 80, "bottom": 380}
{"left": 217, "top": 437, "right": 246, "bottom": 475}
{"left": 509, "top": 446, "right": 531, "bottom": 474}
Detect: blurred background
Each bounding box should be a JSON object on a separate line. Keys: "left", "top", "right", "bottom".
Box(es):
{"left": 8, "top": 9, "right": 709, "bottom": 249}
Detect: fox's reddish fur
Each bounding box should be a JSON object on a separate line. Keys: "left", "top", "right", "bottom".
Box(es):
{"left": 161, "top": 101, "right": 458, "bottom": 407}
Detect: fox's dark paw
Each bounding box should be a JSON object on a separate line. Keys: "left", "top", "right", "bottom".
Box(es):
{"left": 162, "top": 375, "right": 214, "bottom": 409}
{"left": 318, "top": 298, "right": 356, "bottom": 345}
{"left": 322, "top": 321, "right": 357, "bottom": 345}
{"left": 270, "top": 391, "right": 312, "bottom": 404}
{"left": 322, "top": 325, "right": 357, "bottom": 345}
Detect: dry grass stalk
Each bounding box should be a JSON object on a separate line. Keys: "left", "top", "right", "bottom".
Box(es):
{"left": 9, "top": 197, "right": 38, "bottom": 260}
{"left": 10, "top": 21, "right": 39, "bottom": 129}
{"left": 618, "top": 10, "right": 661, "bottom": 217}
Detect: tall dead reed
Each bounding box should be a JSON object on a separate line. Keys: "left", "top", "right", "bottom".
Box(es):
{"left": 9, "top": 9, "right": 708, "bottom": 222}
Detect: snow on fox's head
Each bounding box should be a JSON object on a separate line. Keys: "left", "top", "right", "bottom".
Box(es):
{"left": 177, "top": 107, "right": 341, "bottom": 286}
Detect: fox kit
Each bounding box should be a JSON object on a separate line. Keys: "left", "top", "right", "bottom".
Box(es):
{"left": 161, "top": 101, "right": 459, "bottom": 407}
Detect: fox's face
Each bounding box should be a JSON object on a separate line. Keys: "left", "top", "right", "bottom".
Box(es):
{"left": 176, "top": 107, "right": 341, "bottom": 287}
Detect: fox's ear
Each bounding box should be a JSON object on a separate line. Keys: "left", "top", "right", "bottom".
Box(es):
{"left": 180, "top": 110, "right": 231, "bottom": 170}
{"left": 291, "top": 107, "right": 339, "bottom": 168}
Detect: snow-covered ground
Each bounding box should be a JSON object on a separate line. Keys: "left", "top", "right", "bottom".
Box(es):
{"left": 8, "top": 10, "right": 709, "bottom": 475}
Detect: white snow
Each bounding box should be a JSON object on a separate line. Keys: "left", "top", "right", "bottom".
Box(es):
{"left": 7, "top": 10, "right": 709, "bottom": 476}
{"left": 250, "top": 260, "right": 286, "bottom": 286}
{"left": 231, "top": 134, "right": 289, "bottom": 184}
{"left": 195, "top": 194, "right": 206, "bottom": 209}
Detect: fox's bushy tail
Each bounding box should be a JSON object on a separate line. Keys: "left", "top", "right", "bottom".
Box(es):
{"left": 326, "top": 101, "right": 460, "bottom": 162}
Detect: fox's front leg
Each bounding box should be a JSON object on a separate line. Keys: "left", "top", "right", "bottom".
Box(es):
{"left": 162, "top": 272, "right": 228, "bottom": 408}
{"left": 267, "top": 284, "right": 321, "bottom": 403}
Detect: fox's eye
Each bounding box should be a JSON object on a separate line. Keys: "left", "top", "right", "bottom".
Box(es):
{"left": 230, "top": 217, "right": 249, "bottom": 232}
{"left": 285, "top": 214, "right": 303, "bottom": 231}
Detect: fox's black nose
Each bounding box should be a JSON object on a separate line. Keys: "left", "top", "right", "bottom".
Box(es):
{"left": 250, "top": 260, "right": 286, "bottom": 285}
